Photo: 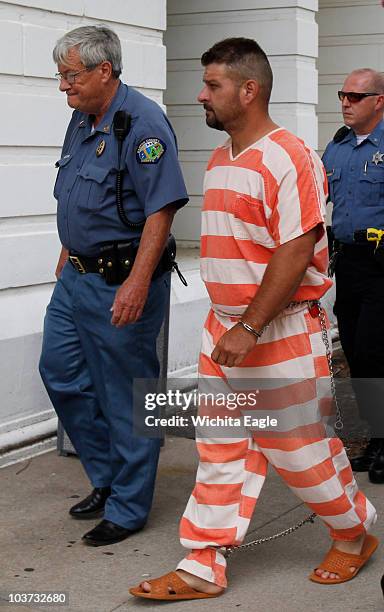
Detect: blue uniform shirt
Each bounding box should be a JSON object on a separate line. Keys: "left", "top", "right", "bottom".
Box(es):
{"left": 322, "top": 120, "right": 384, "bottom": 244}
{"left": 54, "top": 82, "right": 189, "bottom": 255}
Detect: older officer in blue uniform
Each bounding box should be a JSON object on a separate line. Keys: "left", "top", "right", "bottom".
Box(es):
{"left": 323, "top": 68, "right": 384, "bottom": 483}
{"left": 39, "top": 25, "right": 188, "bottom": 545}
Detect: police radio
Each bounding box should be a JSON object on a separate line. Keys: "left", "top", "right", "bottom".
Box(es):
{"left": 111, "top": 111, "right": 187, "bottom": 286}
{"left": 113, "top": 110, "right": 145, "bottom": 229}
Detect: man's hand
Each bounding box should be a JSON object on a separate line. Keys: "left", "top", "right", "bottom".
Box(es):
{"left": 109, "top": 203, "right": 178, "bottom": 328}
{"left": 110, "top": 278, "right": 150, "bottom": 328}
{"left": 211, "top": 323, "right": 258, "bottom": 368}
{"left": 55, "top": 247, "right": 69, "bottom": 279}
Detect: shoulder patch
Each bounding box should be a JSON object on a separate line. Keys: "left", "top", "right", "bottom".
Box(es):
{"left": 136, "top": 138, "right": 166, "bottom": 164}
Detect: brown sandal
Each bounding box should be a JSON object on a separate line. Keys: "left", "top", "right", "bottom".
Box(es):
{"left": 129, "top": 571, "right": 224, "bottom": 601}
{"left": 309, "top": 534, "right": 379, "bottom": 584}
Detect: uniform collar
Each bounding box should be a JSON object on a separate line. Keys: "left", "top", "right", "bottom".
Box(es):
{"left": 347, "top": 119, "right": 384, "bottom": 146}
{"left": 340, "top": 129, "right": 355, "bottom": 145}
{"left": 93, "top": 82, "right": 128, "bottom": 135}
{"left": 365, "top": 119, "right": 384, "bottom": 146}
{"left": 80, "top": 82, "right": 129, "bottom": 136}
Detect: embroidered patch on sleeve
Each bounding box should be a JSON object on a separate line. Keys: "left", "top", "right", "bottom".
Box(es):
{"left": 136, "top": 138, "right": 167, "bottom": 164}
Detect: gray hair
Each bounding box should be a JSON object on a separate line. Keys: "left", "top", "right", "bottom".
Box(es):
{"left": 53, "top": 25, "right": 122, "bottom": 78}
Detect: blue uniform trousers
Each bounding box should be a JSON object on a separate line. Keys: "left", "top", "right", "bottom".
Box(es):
{"left": 39, "top": 262, "right": 169, "bottom": 529}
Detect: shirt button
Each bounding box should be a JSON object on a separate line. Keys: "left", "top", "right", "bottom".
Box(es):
{"left": 350, "top": 167, "right": 354, "bottom": 171}
{"left": 348, "top": 190, "right": 352, "bottom": 195}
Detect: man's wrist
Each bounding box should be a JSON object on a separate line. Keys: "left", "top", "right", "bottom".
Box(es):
{"left": 238, "top": 319, "right": 269, "bottom": 339}
{"left": 122, "top": 275, "right": 150, "bottom": 288}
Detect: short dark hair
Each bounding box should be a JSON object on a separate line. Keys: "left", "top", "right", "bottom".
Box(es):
{"left": 201, "top": 37, "right": 273, "bottom": 106}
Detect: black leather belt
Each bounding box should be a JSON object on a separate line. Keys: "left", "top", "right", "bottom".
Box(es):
{"left": 70, "top": 240, "right": 161, "bottom": 284}
{"left": 69, "top": 253, "right": 112, "bottom": 274}
{"left": 69, "top": 241, "right": 137, "bottom": 283}
{"left": 68, "top": 236, "right": 186, "bottom": 286}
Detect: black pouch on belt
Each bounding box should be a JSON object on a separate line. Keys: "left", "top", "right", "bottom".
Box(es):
{"left": 69, "top": 236, "right": 186, "bottom": 286}
{"left": 99, "top": 241, "right": 137, "bottom": 285}
{"left": 99, "top": 236, "right": 181, "bottom": 286}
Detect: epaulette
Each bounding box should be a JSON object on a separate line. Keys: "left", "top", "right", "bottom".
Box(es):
{"left": 333, "top": 125, "right": 350, "bottom": 143}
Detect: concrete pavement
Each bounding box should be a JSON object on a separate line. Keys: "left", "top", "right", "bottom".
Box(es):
{"left": 0, "top": 437, "right": 383, "bottom": 612}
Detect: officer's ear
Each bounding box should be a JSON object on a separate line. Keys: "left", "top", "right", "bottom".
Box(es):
{"left": 375, "top": 93, "right": 384, "bottom": 111}
{"left": 99, "top": 61, "right": 113, "bottom": 83}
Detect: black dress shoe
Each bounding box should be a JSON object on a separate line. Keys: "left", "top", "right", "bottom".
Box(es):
{"left": 69, "top": 487, "right": 111, "bottom": 519}
{"left": 82, "top": 519, "right": 143, "bottom": 546}
{"left": 369, "top": 449, "right": 384, "bottom": 484}
{"left": 350, "top": 438, "right": 383, "bottom": 472}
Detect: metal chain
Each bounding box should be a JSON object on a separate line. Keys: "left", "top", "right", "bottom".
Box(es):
{"left": 220, "top": 513, "right": 317, "bottom": 559}
{"left": 219, "top": 301, "right": 342, "bottom": 560}
{"left": 317, "top": 301, "right": 343, "bottom": 431}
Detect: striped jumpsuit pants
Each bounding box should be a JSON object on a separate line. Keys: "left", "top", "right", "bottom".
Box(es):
{"left": 176, "top": 304, "right": 377, "bottom": 588}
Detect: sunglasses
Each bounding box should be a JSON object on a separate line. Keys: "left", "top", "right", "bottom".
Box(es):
{"left": 338, "top": 90, "right": 380, "bottom": 103}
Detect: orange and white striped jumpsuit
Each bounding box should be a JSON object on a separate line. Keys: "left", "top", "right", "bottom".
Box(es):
{"left": 176, "top": 128, "right": 377, "bottom": 588}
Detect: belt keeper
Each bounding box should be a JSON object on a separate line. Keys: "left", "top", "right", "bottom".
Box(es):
{"left": 238, "top": 319, "right": 268, "bottom": 339}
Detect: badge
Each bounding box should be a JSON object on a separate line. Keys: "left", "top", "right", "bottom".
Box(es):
{"left": 136, "top": 138, "right": 166, "bottom": 164}
{"left": 96, "top": 140, "right": 106, "bottom": 157}
{"left": 372, "top": 151, "right": 384, "bottom": 165}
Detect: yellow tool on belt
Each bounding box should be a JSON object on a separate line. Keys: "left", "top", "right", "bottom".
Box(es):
{"left": 366, "top": 228, "right": 384, "bottom": 250}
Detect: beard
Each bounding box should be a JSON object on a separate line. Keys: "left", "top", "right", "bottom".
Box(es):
{"left": 204, "top": 106, "right": 225, "bottom": 131}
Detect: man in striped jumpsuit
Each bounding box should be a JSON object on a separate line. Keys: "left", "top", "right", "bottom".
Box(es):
{"left": 131, "top": 38, "right": 377, "bottom": 600}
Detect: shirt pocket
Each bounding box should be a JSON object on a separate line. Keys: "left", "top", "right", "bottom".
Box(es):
{"left": 53, "top": 154, "right": 72, "bottom": 200}
{"left": 232, "top": 194, "right": 274, "bottom": 246}
{"left": 76, "top": 163, "right": 112, "bottom": 211}
{"left": 359, "top": 166, "right": 384, "bottom": 205}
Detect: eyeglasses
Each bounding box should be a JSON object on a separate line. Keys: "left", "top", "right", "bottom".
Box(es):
{"left": 54, "top": 67, "right": 96, "bottom": 84}
{"left": 338, "top": 90, "right": 380, "bottom": 103}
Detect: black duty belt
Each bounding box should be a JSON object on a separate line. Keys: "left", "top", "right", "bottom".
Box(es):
{"left": 328, "top": 232, "right": 384, "bottom": 276}
{"left": 354, "top": 228, "right": 384, "bottom": 245}
{"left": 333, "top": 237, "right": 384, "bottom": 271}
{"left": 68, "top": 236, "right": 187, "bottom": 286}
{"left": 336, "top": 228, "right": 384, "bottom": 258}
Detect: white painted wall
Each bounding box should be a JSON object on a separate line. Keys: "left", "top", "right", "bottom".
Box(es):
{"left": 318, "top": 0, "right": 384, "bottom": 154}
{"left": 166, "top": 0, "right": 320, "bottom": 246}
{"left": 0, "top": 1, "right": 167, "bottom": 448}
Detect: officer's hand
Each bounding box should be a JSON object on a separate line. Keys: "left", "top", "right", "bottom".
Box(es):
{"left": 211, "top": 324, "right": 258, "bottom": 368}
{"left": 110, "top": 279, "right": 150, "bottom": 327}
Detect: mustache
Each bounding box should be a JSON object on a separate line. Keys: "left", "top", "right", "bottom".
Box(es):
{"left": 203, "top": 105, "right": 213, "bottom": 111}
